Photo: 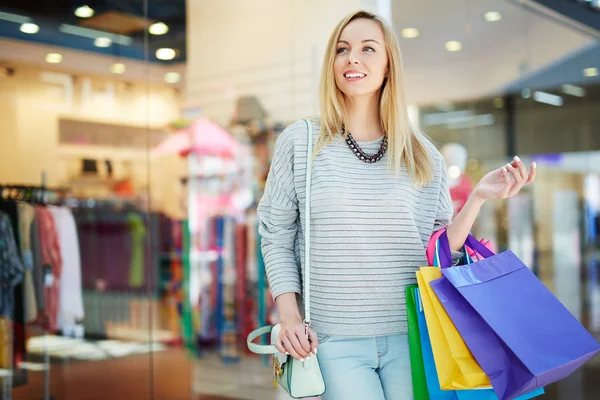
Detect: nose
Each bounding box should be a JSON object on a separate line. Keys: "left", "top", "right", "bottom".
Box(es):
{"left": 347, "top": 50, "right": 359, "bottom": 65}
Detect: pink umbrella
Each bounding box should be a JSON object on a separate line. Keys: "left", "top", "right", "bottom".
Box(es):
{"left": 153, "top": 117, "right": 240, "bottom": 158}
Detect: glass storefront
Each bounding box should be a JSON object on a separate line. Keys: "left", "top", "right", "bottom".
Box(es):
{"left": 1, "top": 0, "right": 599, "bottom": 399}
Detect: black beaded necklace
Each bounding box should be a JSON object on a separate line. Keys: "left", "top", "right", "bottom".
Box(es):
{"left": 343, "top": 125, "right": 388, "bottom": 164}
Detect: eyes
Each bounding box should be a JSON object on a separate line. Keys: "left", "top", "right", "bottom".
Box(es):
{"left": 336, "top": 46, "right": 376, "bottom": 54}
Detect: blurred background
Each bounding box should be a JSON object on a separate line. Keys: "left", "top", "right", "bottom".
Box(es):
{"left": 0, "top": 0, "right": 598, "bottom": 399}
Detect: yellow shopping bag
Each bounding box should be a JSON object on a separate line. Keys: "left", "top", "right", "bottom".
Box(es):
{"left": 416, "top": 268, "right": 491, "bottom": 390}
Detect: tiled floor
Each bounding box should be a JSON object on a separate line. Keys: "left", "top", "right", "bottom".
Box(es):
{"left": 9, "top": 346, "right": 600, "bottom": 400}
{"left": 8, "top": 254, "right": 600, "bottom": 399}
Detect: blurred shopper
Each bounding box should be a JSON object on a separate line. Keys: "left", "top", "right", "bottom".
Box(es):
{"left": 257, "top": 10, "right": 536, "bottom": 400}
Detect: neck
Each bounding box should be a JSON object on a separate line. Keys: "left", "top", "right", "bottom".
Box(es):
{"left": 344, "top": 93, "right": 383, "bottom": 142}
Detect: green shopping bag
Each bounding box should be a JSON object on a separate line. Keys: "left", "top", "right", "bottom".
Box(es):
{"left": 407, "top": 285, "right": 429, "bottom": 400}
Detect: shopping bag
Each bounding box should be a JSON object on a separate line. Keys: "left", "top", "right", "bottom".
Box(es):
{"left": 416, "top": 268, "right": 491, "bottom": 390}
{"left": 434, "top": 231, "right": 600, "bottom": 399}
{"left": 416, "top": 287, "right": 460, "bottom": 399}
{"left": 415, "top": 288, "right": 499, "bottom": 400}
{"left": 407, "top": 285, "right": 429, "bottom": 400}
{"left": 417, "top": 286, "right": 545, "bottom": 400}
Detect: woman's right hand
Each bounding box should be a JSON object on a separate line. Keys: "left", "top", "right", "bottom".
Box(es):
{"left": 275, "top": 314, "right": 319, "bottom": 361}
{"left": 274, "top": 293, "right": 318, "bottom": 361}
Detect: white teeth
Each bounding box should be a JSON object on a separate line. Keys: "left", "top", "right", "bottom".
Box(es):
{"left": 345, "top": 73, "right": 365, "bottom": 78}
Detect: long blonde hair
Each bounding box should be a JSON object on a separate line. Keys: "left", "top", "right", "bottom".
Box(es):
{"left": 315, "top": 10, "right": 434, "bottom": 186}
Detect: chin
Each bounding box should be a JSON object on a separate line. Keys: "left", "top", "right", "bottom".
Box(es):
{"left": 339, "top": 86, "right": 379, "bottom": 98}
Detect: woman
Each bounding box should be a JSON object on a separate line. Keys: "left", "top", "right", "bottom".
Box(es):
{"left": 257, "top": 10, "right": 535, "bottom": 400}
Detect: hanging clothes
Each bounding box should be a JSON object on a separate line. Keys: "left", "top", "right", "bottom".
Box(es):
{"left": 30, "top": 212, "right": 45, "bottom": 314}
{"left": 0, "top": 209, "right": 24, "bottom": 378}
{"left": 0, "top": 211, "right": 24, "bottom": 319}
{"left": 34, "top": 206, "right": 62, "bottom": 332}
{"left": 0, "top": 200, "right": 28, "bottom": 385}
{"left": 127, "top": 212, "right": 146, "bottom": 288}
{"left": 17, "top": 202, "right": 38, "bottom": 323}
{"left": 49, "top": 206, "right": 84, "bottom": 330}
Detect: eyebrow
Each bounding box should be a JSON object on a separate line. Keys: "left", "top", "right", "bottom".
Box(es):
{"left": 337, "top": 39, "right": 381, "bottom": 45}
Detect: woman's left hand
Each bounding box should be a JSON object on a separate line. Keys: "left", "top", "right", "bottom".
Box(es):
{"left": 474, "top": 156, "right": 536, "bottom": 201}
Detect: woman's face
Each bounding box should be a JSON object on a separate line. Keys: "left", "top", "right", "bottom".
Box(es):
{"left": 334, "top": 18, "right": 389, "bottom": 100}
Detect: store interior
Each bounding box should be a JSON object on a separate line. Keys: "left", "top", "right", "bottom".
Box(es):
{"left": 0, "top": 0, "right": 599, "bottom": 399}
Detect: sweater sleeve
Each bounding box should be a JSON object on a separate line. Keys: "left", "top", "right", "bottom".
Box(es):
{"left": 257, "top": 126, "right": 302, "bottom": 300}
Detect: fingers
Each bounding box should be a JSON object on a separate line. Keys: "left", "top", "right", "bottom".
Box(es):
{"left": 526, "top": 162, "right": 537, "bottom": 184}
{"left": 307, "top": 328, "right": 319, "bottom": 355}
{"left": 280, "top": 335, "right": 302, "bottom": 361}
{"left": 512, "top": 156, "right": 529, "bottom": 182}
{"left": 289, "top": 332, "right": 311, "bottom": 360}
{"left": 506, "top": 161, "right": 524, "bottom": 185}
{"left": 500, "top": 165, "right": 512, "bottom": 198}
{"left": 297, "top": 330, "right": 312, "bottom": 355}
{"left": 275, "top": 338, "right": 287, "bottom": 355}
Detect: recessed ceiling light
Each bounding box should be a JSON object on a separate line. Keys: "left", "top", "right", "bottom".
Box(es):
{"left": 400, "top": 28, "right": 419, "bottom": 39}
{"left": 156, "top": 48, "right": 177, "bottom": 60}
{"left": 445, "top": 41, "right": 462, "bottom": 52}
{"left": 149, "top": 22, "right": 169, "bottom": 35}
{"left": 484, "top": 11, "right": 502, "bottom": 22}
{"left": 164, "top": 72, "right": 181, "bottom": 84}
{"left": 521, "top": 88, "right": 532, "bottom": 99}
{"left": 94, "top": 37, "right": 112, "bottom": 48}
{"left": 75, "top": 5, "right": 94, "bottom": 18}
{"left": 111, "top": 63, "right": 126, "bottom": 74}
{"left": 583, "top": 67, "right": 598, "bottom": 77}
{"left": 20, "top": 22, "right": 39, "bottom": 34}
{"left": 45, "top": 53, "right": 63, "bottom": 64}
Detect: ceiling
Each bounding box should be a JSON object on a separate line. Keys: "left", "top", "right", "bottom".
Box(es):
{"left": 0, "top": 0, "right": 598, "bottom": 106}
{"left": 392, "top": 0, "right": 598, "bottom": 105}
{"left": 0, "top": 0, "right": 186, "bottom": 64}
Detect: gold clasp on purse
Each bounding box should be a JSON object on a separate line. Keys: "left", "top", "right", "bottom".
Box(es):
{"left": 273, "top": 356, "right": 284, "bottom": 387}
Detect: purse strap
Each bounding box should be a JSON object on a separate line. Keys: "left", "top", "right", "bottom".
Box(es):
{"left": 303, "top": 119, "right": 314, "bottom": 326}
{"left": 246, "top": 119, "right": 315, "bottom": 355}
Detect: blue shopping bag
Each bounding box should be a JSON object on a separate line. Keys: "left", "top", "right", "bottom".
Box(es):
{"left": 416, "top": 287, "right": 545, "bottom": 400}
{"left": 434, "top": 232, "right": 599, "bottom": 398}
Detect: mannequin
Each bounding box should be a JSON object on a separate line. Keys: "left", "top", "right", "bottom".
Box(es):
{"left": 441, "top": 143, "right": 473, "bottom": 216}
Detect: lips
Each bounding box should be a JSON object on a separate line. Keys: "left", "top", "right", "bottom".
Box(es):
{"left": 344, "top": 70, "right": 366, "bottom": 79}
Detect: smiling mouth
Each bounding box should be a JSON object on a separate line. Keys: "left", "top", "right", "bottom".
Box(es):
{"left": 344, "top": 73, "right": 366, "bottom": 79}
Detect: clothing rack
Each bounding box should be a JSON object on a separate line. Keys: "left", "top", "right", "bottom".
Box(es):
{"left": 0, "top": 178, "right": 56, "bottom": 400}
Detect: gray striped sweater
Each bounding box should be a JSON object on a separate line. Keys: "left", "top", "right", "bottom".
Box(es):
{"left": 257, "top": 119, "right": 454, "bottom": 337}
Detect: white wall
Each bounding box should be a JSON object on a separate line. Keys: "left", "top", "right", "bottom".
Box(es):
{"left": 186, "top": 0, "right": 382, "bottom": 125}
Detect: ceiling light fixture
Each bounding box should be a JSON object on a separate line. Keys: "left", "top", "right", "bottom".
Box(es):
{"left": 0, "top": 11, "right": 31, "bottom": 24}
{"left": 75, "top": 5, "right": 94, "bottom": 18}
{"left": 484, "top": 11, "right": 502, "bottom": 22}
{"left": 164, "top": 72, "right": 181, "bottom": 84}
{"left": 400, "top": 28, "right": 419, "bottom": 39}
{"left": 20, "top": 22, "right": 39, "bottom": 34}
{"left": 94, "top": 37, "right": 112, "bottom": 48}
{"left": 562, "top": 84, "right": 585, "bottom": 97}
{"left": 149, "top": 22, "right": 169, "bottom": 35}
{"left": 583, "top": 67, "right": 598, "bottom": 77}
{"left": 445, "top": 41, "right": 462, "bottom": 52}
{"left": 156, "top": 48, "right": 177, "bottom": 61}
{"left": 533, "top": 91, "right": 563, "bottom": 107}
{"left": 45, "top": 53, "right": 63, "bottom": 64}
{"left": 111, "top": 63, "right": 126, "bottom": 74}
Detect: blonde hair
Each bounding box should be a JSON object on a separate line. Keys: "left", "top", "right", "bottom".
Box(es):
{"left": 315, "top": 10, "right": 434, "bottom": 186}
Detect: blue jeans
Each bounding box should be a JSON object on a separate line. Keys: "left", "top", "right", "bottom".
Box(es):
{"left": 317, "top": 334, "right": 414, "bottom": 400}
